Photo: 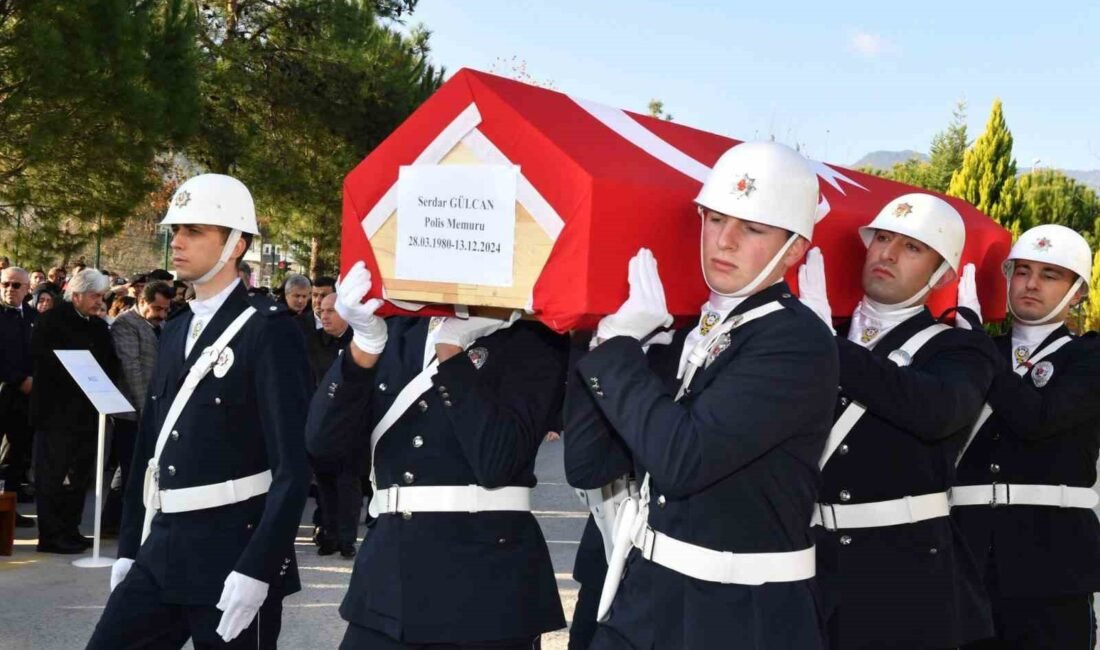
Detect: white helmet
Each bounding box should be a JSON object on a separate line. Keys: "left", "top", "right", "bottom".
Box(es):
{"left": 858, "top": 193, "right": 966, "bottom": 309}
{"left": 161, "top": 174, "right": 259, "bottom": 284}
{"left": 1004, "top": 224, "right": 1092, "bottom": 325}
{"left": 695, "top": 141, "right": 819, "bottom": 240}
{"left": 859, "top": 193, "right": 965, "bottom": 272}
{"left": 161, "top": 174, "right": 260, "bottom": 235}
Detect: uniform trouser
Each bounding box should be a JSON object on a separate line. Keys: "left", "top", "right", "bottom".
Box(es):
{"left": 315, "top": 468, "right": 362, "bottom": 546}
{"left": 87, "top": 562, "right": 283, "bottom": 649}
{"left": 34, "top": 425, "right": 95, "bottom": 541}
{"left": 568, "top": 578, "right": 601, "bottom": 650}
{"left": 339, "top": 622, "right": 536, "bottom": 649}
{"left": 961, "top": 591, "right": 1096, "bottom": 649}
{"left": 0, "top": 392, "right": 32, "bottom": 485}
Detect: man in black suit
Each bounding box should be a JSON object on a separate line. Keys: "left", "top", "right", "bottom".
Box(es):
{"left": 0, "top": 266, "right": 37, "bottom": 526}
{"left": 30, "top": 268, "right": 120, "bottom": 553}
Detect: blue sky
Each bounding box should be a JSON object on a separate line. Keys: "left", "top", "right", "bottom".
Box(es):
{"left": 398, "top": 1, "right": 1100, "bottom": 170}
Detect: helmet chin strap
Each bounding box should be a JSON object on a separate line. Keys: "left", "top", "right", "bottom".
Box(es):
{"left": 1008, "top": 275, "right": 1084, "bottom": 325}
{"left": 700, "top": 225, "right": 798, "bottom": 298}
{"left": 193, "top": 229, "right": 242, "bottom": 286}
{"left": 873, "top": 260, "right": 950, "bottom": 311}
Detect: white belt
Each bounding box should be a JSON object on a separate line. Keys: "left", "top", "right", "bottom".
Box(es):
{"left": 811, "top": 492, "right": 950, "bottom": 530}
{"left": 156, "top": 470, "right": 273, "bottom": 514}
{"left": 631, "top": 525, "right": 815, "bottom": 585}
{"left": 374, "top": 485, "right": 532, "bottom": 514}
{"left": 951, "top": 483, "right": 1100, "bottom": 509}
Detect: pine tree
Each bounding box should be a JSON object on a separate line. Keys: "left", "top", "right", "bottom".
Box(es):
{"left": 948, "top": 99, "right": 1019, "bottom": 225}
{"left": 925, "top": 100, "right": 968, "bottom": 193}
{"left": 1083, "top": 250, "right": 1100, "bottom": 331}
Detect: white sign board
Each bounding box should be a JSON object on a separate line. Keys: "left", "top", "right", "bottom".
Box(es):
{"left": 54, "top": 350, "right": 134, "bottom": 415}
{"left": 395, "top": 164, "right": 518, "bottom": 287}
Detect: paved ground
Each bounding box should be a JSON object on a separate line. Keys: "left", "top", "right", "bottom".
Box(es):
{"left": 0, "top": 438, "right": 586, "bottom": 649}
{"left": 1, "top": 439, "right": 1097, "bottom": 649}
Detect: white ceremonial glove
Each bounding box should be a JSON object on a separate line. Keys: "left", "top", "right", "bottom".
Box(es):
{"left": 109, "top": 557, "right": 134, "bottom": 593}
{"left": 435, "top": 311, "right": 520, "bottom": 349}
{"left": 335, "top": 261, "right": 387, "bottom": 354}
{"left": 597, "top": 248, "right": 673, "bottom": 342}
{"left": 956, "top": 262, "right": 982, "bottom": 329}
{"left": 798, "top": 247, "right": 833, "bottom": 332}
{"left": 215, "top": 571, "right": 270, "bottom": 643}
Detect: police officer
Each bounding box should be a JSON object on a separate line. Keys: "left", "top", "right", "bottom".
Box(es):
{"left": 952, "top": 224, "right": 1100, "bottom": 649}
{"left": 565, "top": 141, "right": 839, "bottom": 649}
{"left": 88, "top": 174, "right": 312, "bottom": 648}
{"left": 305, "top": 263, "right": 567, "bottom": 648}
{"left": 799, "top": 193, "right": 997, "bottom": 648}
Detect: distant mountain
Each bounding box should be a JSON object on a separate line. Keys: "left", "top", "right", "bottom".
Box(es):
{"left": 850, "top": 150, "right": 928, "bottom": 170}
{"left": 1019, "top": 168, "right": 1100, "bottom": 192}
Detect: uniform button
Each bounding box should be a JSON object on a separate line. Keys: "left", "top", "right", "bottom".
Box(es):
{"left": 269, "top": 305, "right": 277, "bottom": 311}
{"left": 989, "top": 463, "right": 1001, "bottom": 474}
{"left": 167, "top": 465, "right": 176, "bottom": 476}
{"left": 412, "top": 436, "right": 424, "bottom": 448}
{"left": 839, "top": 397, "right": 850, "bottom": 407}
{"left": 839, "top": 489, "right": 851, "bottom": 502}
{"left": 246, "top": 524, "right": 254, "bottom": 530}
{"left": 929, "top": 546, "right": 938, "bottom": 555}
{"left": 443, "top": 400, "right": 453, "bottom": 407}
{"left": 657, "top": 495, "right": 666, "bottom": 508}
{"left": 441, "top": 392, "right": 450, "bottom": 400}
{"left": 402, "top": 512, "right": 412, "bottom": 520}
{"left": 214, "top": 397, "right": 221, "bottom": 405}
{"left": 378, "top": 383, "right": 388, "bottom": 392}
{"left": 839, "top": 535, "right": 852, "bottom": 546}
{"left": 417, "top": 400, "right": 428, "bottom": 412}
{"left": 151, "top": 395, "right": 158, "bottom": 401}
{"left": 170, "top": 430, "right": 179, "bottom": 441}
{"left": 437, "top": 385, "right": 447, "bottom": 393}
{"left": 838, "top": 444, "right": 849, "bottom": 456}
{"left": 498, "top": 538, "right": 507, "bottom": 544}
{"left": 403, "top": 471, "right": 415, "bottom": 484}
{"left": 781, "top": 293, "right": 792, "bottom": 299}
{"left": 992, "top": 432, "right": 1001, "bottom": 441}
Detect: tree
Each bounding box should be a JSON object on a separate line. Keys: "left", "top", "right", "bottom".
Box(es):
{"left": 925, "top": 100, "right": 969, "bottom": 193}
{"left": 189, "top": 0, "right": 443, "bottom": 277}
{"left": 1014, "top": 169, "right": 1100, "bottom": 243}
{"left": 647, "top": 99, "right": 673, "bottom": 121}
{"left": 1084, "top": 250, "right": 1100, "bottom": 332}
{"left": 0, "top": 0, "right": 199, "bottom": 265}
{"left": 948, "top": 99, "right": 1019, "bottom": 225}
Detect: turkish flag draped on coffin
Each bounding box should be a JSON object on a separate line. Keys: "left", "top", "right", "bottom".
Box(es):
{"left": 341, "top": 68, "right": 1010, "bottom": 333}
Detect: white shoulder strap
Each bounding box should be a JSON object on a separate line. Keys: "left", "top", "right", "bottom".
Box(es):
{"left": 676, "top": 301, "right": 785, "bottom": 400}
{"left": 956, "top": 334, "right": 1074, "bottom": 465}
{"left": 820, "top": 323, "right": 950, "bottom": 469}
{"left": 142, "top": 306, "right": 257, "bottom": 542}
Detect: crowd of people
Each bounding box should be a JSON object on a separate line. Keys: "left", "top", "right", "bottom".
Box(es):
{"left": 0, "top": 257, "right": 360, "bottom": 557}
{"left": 1, "top": 143, "right": 1098, "bottom": 650}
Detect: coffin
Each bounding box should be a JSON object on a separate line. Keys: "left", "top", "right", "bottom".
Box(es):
{"left": 341, "top": 68, "right": 1010, "bottom": 332}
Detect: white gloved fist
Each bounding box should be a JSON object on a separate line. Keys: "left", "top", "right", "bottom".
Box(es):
{"left": 335, "top": 261, "right": 387, "bottom": 354}
{"left": 110, "top": 557, "right": 134, "bottom": 593}
{"left": 435, "top": 311, "right": 520, "bottom": 349}
{"left": 798, "top": 247, "right": 833, "bottom": 332}
{"left": 597, "top": 248, "right": 673, "bottom": 343}
{"left": 956, "top": 262, "right": 982, "bottom": 329}
{"left": 216, "top": 571, "right": 270, "bottom": 643}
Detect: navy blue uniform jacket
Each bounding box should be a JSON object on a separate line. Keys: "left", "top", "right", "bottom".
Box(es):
{"left": 565, "top": 284, "right": 839, "bottom": 650}
{"left": 818, "top": 309, "right": 996, "bottom": 647}
{"left": 117, "top": 284, "right": 312, "bottom": 605}
{"left": 306, "top": 317, "right": 568, "bottom": 643}
{"left": 954, "top": 327, "right": 1100, "bottom": 597}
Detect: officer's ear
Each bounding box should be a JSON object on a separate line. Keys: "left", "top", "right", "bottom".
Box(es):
{"left": 782, "top": 236, "right": 811, "bottom": 270}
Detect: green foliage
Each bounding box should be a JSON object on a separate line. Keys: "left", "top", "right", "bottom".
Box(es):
{"left": 1084, "top": 250, "right": 1100, "bottom": 332}
{"left": 0, "top": 0, "right": 199, "bottom": 265}
{"left": 647, "top": 99, "right": 673, "bottom": 121}
{"left": 190, "top": 0, "right": 443, "bottom": 276}
{"left": 867, "top": 101, "right": 968, "bottom": 194}
{"left": 948, "top": 99, "right": 1019, "bottom": 225}
{"left": 1013, "top": 169, "right": 1100, "bottom": 245}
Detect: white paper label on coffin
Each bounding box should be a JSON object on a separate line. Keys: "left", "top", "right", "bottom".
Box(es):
{"left": 395, "top": 164, "right": 518, "bottom": 287}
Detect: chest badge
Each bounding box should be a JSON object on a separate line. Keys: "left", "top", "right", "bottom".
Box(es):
{"left": 705, "top": 332, "right": 732, "bottom": 367}
{"left": 467, "top": 347, "right": 489, "bottom": 370}
{"left": 1013, "top": 345, "right": 1031, "bottom": 366}
{"left": 213, "top": 347, "right": 235, "bottom": 378}
{"left": 190, "top": 318, "right": 204, "bottom": 340}
{"left": 859, "top": 327, "right": 879, "bottom": 344}
{"left": 1030, "top": 361, "right": 1054, "bottom": 388}
{"left": 699, "top": 311, "right": 720, "bottom": 336}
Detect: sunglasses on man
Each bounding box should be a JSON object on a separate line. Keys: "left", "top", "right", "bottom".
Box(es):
{"left": 1, "top": 281, "right": 24, "bottom": 289}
